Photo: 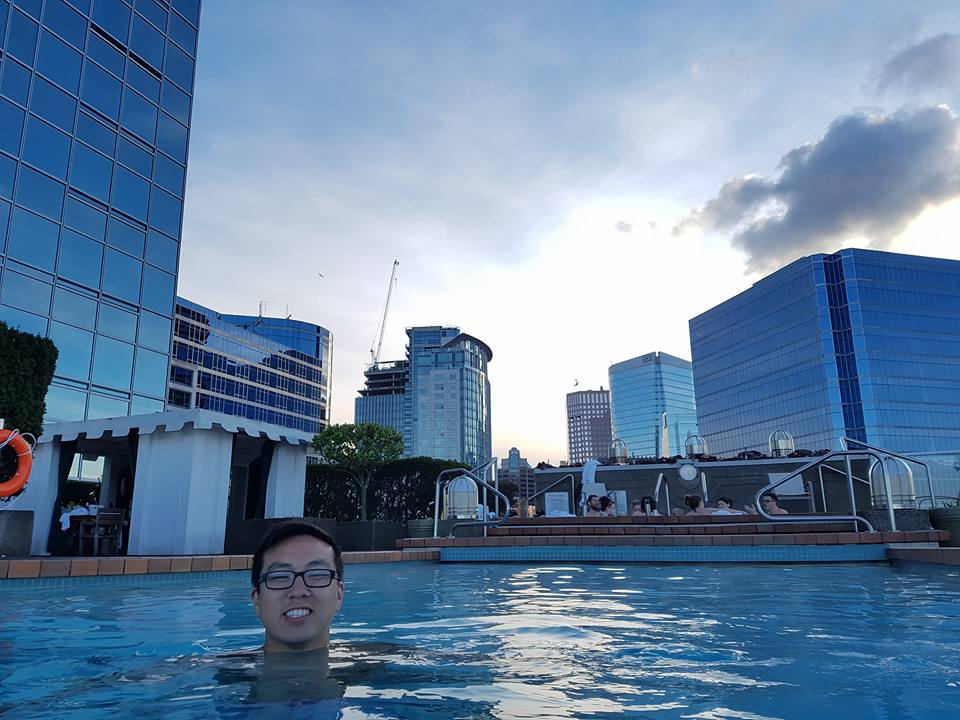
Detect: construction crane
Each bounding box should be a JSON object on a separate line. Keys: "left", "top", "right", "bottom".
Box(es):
{"left": 370, "top": 260, "right": 399, "bottom": 365}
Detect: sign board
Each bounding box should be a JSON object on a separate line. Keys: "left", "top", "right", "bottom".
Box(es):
{"left": 544, "top": 492, "right": 571, "bottom": 516}
{"left": 767, "top": 472, "right": 805, "bottom": 497}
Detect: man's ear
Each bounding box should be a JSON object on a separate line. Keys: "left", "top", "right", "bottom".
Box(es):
{"left": 251, "top": 587, "right": 262, "bottom": 619}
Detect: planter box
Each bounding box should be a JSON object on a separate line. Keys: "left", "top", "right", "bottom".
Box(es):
{"left": 930, "top": 508, "right": 960, "bottom": 547}
{"left": 0, "top": 510, "right": 32, "bottom": 556}
{"left": 335, "top": 521, "right": 405, "bottom": 552}
{"left": 224, "top": 517, "right": 337, "bottom": 555}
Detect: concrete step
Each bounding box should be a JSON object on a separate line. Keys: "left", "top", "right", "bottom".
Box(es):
{"left": 488, "top": 521, "right": 862, "bottom": 536}
{"left": 398, "top": 529, "right": 947, "bottom": 550}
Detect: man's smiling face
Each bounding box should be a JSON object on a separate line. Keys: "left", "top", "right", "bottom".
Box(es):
{"left": 251, "top": 534, "right": 343, "bottom": 653}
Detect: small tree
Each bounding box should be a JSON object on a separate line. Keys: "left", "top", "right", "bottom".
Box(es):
{"left": 312, "top": 423, "right": 403, "bottom": 521}
{"left": 1, "top": 322, "right": 57, "bottom": 490}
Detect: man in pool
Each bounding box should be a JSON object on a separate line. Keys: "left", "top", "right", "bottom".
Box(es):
{"left": 251, "top": 521, "right": 344, "bottom": 653}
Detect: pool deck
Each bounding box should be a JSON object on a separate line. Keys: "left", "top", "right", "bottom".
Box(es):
{"left": 0, "top": 550, "right": 439, "bottom": 580}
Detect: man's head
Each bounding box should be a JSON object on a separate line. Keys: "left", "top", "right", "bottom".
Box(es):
{"left": 250, "top": 522, "right": 344, "bottom": 653}
{"left": 586, "top": 494, "right": 600, "bottom": 510}
{"left": 760, "top": 492, "right": 780, "bottom": 509}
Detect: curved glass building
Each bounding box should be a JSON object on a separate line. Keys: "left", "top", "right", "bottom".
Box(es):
{"left": 168, "top": 297, "right": 330, "bottom": 434}
{"left": 355, "top": 325, "right": 492, "bottom": 467}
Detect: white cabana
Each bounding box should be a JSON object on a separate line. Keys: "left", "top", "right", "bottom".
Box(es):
{"left": 17, "top": 409, "right": 313, "bottom": 555}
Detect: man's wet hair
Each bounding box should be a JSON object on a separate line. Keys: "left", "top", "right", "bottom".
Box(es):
{"left": 762, "top": 492, "right": 779, "bottom": 502}
{"left": 251, "top": 521, "right": 343, "bottom": 589}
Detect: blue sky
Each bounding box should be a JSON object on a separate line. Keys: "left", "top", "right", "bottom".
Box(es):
{"left": 178, "top": 1, "right": 960, "bottom": 463}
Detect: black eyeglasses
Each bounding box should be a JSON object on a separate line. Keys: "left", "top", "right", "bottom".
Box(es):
{"left": 257, "top": 569, "right": 339, "bottom": 590}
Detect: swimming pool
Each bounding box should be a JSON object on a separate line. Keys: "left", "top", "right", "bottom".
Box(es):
{"left": 2, "top": 562, "right": 958, "bottom": 719}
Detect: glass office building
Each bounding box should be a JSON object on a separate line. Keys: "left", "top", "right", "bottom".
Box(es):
{"left": 354, "top": 326, "right": 492, "bottom": 467}
{"left": 608, "top": 351, "right": 698, "bottom": 458}
{"left": 0, "top": 0, "right": 200, "bottom": 423}
{"left": 689, "top": 248, "right": 960, "bottom": 455}
{"left": 167, "top": 297, "right": 331, "bottom": 435}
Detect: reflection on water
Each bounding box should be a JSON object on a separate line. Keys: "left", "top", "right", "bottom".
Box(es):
{"left": 1, "top": 564, "right": 959, "bottom": 719}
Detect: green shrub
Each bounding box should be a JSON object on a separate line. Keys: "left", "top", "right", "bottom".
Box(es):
{"left": 0, "top": 321, "right": 58, "bottom": 437}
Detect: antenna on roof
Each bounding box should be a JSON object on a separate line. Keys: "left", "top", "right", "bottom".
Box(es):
{"left": 258, "top": 301, "right": 266, "bottom": 317}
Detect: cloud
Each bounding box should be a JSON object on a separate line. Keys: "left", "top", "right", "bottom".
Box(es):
{"left": 875, "top": 33, "right": 960, "bottom": 95}
{"left": 675, "top": 105, "right": 960, "bottom": 274}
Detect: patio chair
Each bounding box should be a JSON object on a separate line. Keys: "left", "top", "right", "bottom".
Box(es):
{"left": 78, "top": 510, "right": 124, "bottom": 557}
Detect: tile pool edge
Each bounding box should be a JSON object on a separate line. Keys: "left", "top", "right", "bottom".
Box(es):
{"left": 439, "top": 544, "right": 892, "bottom": 563}
{"left": 0, "top": 550, "right": 440, "bottom": 582}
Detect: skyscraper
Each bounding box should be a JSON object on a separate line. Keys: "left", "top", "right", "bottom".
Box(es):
{"left": 168, "top": 297, "right": 331, "bottom": 434}
{"left": 355, "top": 325, "right": 492, "bottom": 467}
{"left": 690, "top": 248, "right": 960, "bottom": 456}
{"left": 566, "top": 388, "right": 612, "bottom": 464}
{"left": 499, "top": 446, "right": 535, "bottom": 501}
{"left": 608, "top": 352, "right": 698, "bottom": 458}
{"left": 0, "top": 0, "right": 200, "bottom": 423}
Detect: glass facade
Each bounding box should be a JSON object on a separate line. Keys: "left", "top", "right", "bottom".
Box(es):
{"left": 608, "top": 352, "right": 698, "bottom": 458}
{"left": 566, "top": 388, "right": 612, "bottom": 464}
{"left": 690, "top": 249, "right": 960, "bottom": 455}
{"left": 354, "top": 326, "right": 493, "bottom": 467}
{"left": 0, "top": 0, "right": 199, "bottom": 423}
{"left": 168, "top": 297, "right": 331, "bottom": 435}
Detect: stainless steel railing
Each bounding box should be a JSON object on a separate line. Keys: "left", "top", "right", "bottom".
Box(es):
{"left": 754, "top": 449, "right": 876, "bottom": 531}
{"left": 432, "top": 459, "right": 512, "bottom": 537}
{"left": 525, "top": 474, "right": 575, "bottom": 514}
{"left": 841, "top": 437, "right": 935, "bottom": 512}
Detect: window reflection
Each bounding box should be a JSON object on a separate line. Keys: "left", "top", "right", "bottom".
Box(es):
{"left": 92, "top": 335, "right": 134, "bottom": 390}
{"left": 58, "top": 228, "right": 104, "bottom": 288}
{"left": 8, "top": 207, "right": 59, "bottom": 271}
{"left": 49, "top": 321, "right": 93, "bottom": 380}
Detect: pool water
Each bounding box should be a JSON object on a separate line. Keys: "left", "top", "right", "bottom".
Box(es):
{"left": 1, "top": 562, "right": 959, "bottom": 719}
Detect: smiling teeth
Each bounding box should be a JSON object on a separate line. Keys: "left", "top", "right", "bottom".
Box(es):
{"left": 285, "top": 609, "right": 310, "bottom": 618}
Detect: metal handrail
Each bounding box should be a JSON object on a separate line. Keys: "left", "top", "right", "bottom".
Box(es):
{"left": 433, "top": 459, "right": 512, "bottom": 537}
{"left": 652, "top": 473, "right": 672, "bottom": 515}
{"left": 753, "top": 449, "right": 877, "bottom": 532}
{"left": 433, "top": 459, "right": 497, "bottom": 537}
{"left": 526, "top": 473, "right": 575, "bottom": 514}
{"left": 817, "top": 463, "right": 871, "bottom": 512}
{"left": 842, "top": 437, "right": 936, "bottom": 509}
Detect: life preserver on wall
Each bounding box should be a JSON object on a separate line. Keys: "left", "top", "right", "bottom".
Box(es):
{"left": 0, "top": 429, "right": 33, "bottom": 497}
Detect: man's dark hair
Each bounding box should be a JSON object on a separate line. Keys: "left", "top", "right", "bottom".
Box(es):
{"left": 587, "top": 494, "right": 598, "bottom": 502}
{"left": 684, "top": 494, "right": 703, "bottom": 510}
{"left": 251, "top": 521, "right": 343, "bottom": 589}
{"left": 718, "top": 496, "right": 734, "bottom": 506}
{"left": 762, "top": 492, "right": 779, "bottom": 502}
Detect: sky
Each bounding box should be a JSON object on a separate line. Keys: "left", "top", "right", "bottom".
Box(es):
{"left": 177, "top": 0, "right": 960, "bottom": 465}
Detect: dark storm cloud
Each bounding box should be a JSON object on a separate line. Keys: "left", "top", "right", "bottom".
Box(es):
{"left": 675, "top": 106, "right": 960, "bottom": 274}
{"left": 876, "top": 33, "right": 960, "bottom": 94}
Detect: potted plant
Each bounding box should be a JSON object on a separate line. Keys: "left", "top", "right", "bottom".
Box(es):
{"left": 930, "top": 498, "right": 960, "bottom": 548}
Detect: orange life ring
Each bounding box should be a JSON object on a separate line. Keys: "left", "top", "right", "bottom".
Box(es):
{"left": 0, "top": 429, "right": 33, "bottom": 497}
